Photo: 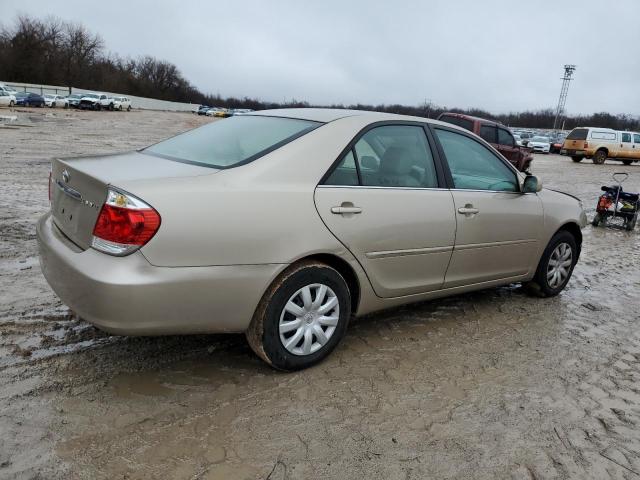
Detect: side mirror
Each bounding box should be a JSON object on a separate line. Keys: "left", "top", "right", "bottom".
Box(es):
{"left": 522, "top": 175, "right": 542, "bottom": 193}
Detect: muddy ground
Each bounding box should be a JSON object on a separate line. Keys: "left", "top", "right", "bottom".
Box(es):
{"left": 1, "top": 108, "right": 639, "bottom": 480}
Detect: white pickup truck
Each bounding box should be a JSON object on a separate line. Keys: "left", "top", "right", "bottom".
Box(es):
{"left": 78, "top": 93, "right": 115, "bottom": 111}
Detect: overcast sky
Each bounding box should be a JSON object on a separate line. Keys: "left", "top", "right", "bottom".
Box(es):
{"left": 4, "top": 0, "right": 640, "bottom": 115}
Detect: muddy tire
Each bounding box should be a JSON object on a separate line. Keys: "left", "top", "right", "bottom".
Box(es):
{"left": 593, "top": 150, "right": 607, "bottom": 165}
{"left": 626, "top": 214, "right": 637, "bottom": 231}
{"left": 571, "top": 156, "right": 582, "bottom": 163}
{"left": 622, "top": 160, "right": 633, "bottom": 166}
{"left": 525, "top": 230, "right": 578, "bottom": 298}
{"left": 246, "top": 261, "right": 351, "bottom": 371}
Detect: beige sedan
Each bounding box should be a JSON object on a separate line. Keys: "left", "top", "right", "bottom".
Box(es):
{"left": 37, "top": 109, "right": 587, "bottom": 370}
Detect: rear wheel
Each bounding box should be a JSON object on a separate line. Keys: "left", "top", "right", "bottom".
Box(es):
{"left": 593, "top": 149, "right": 607, "bottom": 164}
{"left": 571, "top": 156, "right": 582, "bottom": 163}
{"left": 525, "top": 231, "right": 577, "bottom": 297}
{"left": 622, "top": 160, "right": 633, "bottom": 166}
{"left": 9, "top": 100, "right": 14, "bottom": 107}
{"left": 127, "top": 105, "right": 131, "bottom": 112}
{"left": 246, "top": 261, "right": 351, "bottom": 371}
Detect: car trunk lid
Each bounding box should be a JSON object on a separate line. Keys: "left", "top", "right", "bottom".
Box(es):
{"left": 50, "top": 151, "right": 216, "bottom": 250}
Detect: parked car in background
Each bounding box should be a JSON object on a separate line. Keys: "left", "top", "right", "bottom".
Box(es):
{"left": 15, "top": 92, "right": 45, "bottom": 107}
{"left": 549, "top": 134, "right": 566, "bottom": 154}
{"left": 513, "top": 134, "right": 523, "bottom": 146}
{"left": 44, "top": 94, "right": 68, "bottom": 108}
{"left": 66, "top": 94, "right": 83, "bottom": 108}
{"left": 0, "top": 84, "right": 18, "bottom": 95}
{"left": 112, "top": 96, "right": 132, "bottom": 111}
{"left": 0, "top": 90, "right": 16, "bottom": 107}
{"left": 213, "top": 108, "right": 232, "bottom": 118}
{"left": 38, "top": 108, "right": 586, "bottom": 371}
{"left": 528, "top": 136, "right": 551, "bottom": 154}
{"left": 519, "top": 132, "right": 534, "bottom": 146}
{"left": 205, "top": 107, "right": 221, "bottom": 116}
{"left": 197, "top": 105, "right": 211, "bottom": 115}
{"left": 437, "top": 112, "right": 533, "bottom": 171}
{"left": 562, "top": 127, "right": 640, "bottom": 165}
{"left": 79, "top": 93, "right": 115, "bottom": 111}
{"left": 231, "top": 108, "right": 254, "bottom": 116}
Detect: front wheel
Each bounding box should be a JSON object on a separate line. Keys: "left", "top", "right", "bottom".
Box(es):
{"left": 592, "top": 212, "right": 605, "bottom": 227}
{"left": 571, "top": 156, "right": 582, "bottom": 163}
{"left": 525, "top": 231, "right": 578, "bottom": 297}
{"left": 626, "top": 214, "right": 638, "bottom": 231}
{"left": 246, "top": 261, "right": 351, "bottom": 371}
{"left": 9, "top": 100, "right": 14, "bottom": 107}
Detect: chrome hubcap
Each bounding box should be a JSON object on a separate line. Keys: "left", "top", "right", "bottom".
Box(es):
{"left": 279, "top": 283, "right": 339, "bottom": 356}
{"left": 547, "top": 242, "right": 572, "bottom": 289}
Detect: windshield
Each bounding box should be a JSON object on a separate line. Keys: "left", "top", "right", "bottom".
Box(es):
{"left": 16, "top": 92, "right": 27, "bottom": 98}
{"left": 144, "top": 115, "right": 321, "bottom": 169}
{"left": 532, "top": 136, "right": 549, "bottom": 142}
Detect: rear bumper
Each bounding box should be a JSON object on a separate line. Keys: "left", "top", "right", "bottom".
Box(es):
{"left": 37, "top": 213, "right": 285, "bottom": 335}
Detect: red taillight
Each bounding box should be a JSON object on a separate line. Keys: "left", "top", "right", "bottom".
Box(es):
{"left": 93, "top": 204, "right": 160, "bottom": 245}
{"left": 91, "top": 189, "right": 160, "bottom": 256}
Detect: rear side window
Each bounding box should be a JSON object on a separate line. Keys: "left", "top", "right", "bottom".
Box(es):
{"left": 591, "top": 131, "right": 616, "bottom": 140}
{"left": 144, "top": 116, "right": 320, "bottom": 168}
{"left": 567, "top": 128, "right": 588, "bottom": 140}
{"left": 324, "top": 125, "right": 439, "bottom": 188}
{"left": 621, "top": 133, "right": 631, "bottom": 143}
{"left": 438, "top": 115, "right": 474, "bottom": 132}
{"left": 634, "top": 134, "right": 640, "bottom": 144}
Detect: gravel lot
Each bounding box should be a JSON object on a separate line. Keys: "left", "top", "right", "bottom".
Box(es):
{"left": 1, "top": 108, "right": 640, "bottom": 480}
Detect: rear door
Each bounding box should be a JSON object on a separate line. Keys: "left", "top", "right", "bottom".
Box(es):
{"left": 620, "top": 132, "right": 633, "bottom": 158}
{"left": 431, "top": 126, "right": 543, "bottom": 288}
{"left": 315, "top": 123, "right": 456, "bottom": 298}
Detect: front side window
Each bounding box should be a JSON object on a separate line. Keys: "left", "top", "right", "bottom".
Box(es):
{"left": 435, "top": 129, "right": 519, "bottom": 192}
{"left": 145, "top": 115, "right": 320, "bottom": 168}
{"left": 497, "top": 128, "right": 515, "bottom": 147}
{"left": 621, "top": 133, "right": 632, "bottom": 143}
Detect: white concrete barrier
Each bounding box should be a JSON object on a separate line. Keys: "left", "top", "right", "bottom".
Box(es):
{"left": 1, "top": 81, "right": 199, "bottom": 112}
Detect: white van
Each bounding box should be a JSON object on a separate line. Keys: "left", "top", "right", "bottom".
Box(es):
{"left": 562, "top": 127, "right": 640, "bottom": 165}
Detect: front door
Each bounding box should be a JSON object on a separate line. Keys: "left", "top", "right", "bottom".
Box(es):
{"left": 620, "top": 132, "right": 633, "bottom": 159}
{"left": 315, "top": 124, "right": 456, "bottom": 298}
{"left": 432, "top": 127, "right": 543, "bottom": 288}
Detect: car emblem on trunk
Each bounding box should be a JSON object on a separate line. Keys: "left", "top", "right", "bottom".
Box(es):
{"left": 62, "top": 169, "right": 70, "bottom": 183}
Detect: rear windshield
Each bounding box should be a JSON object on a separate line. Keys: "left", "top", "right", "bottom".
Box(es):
{"left": 438, "top": 115, "right": 474, "bottom": 132}
{"left": 144, "top": 116, "right": 320, "bottom": 168}
{"left": 566, "top": 128, "right": 588, "bottom": 140}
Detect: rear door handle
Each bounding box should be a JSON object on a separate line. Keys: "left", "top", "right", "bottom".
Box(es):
{"left": 457, "top": 205, "right": 479, "bottom": 215}
{"left": 331, "top": 206, "right": 362, "bottom": 214}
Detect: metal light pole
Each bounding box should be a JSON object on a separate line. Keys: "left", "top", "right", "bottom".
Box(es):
{"left": 553, "top": 65, "right": 576, "bottom": 131}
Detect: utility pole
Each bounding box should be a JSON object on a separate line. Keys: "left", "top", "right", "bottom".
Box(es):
{"left": 553, "top": 64, "right": 576, "bottom": 131}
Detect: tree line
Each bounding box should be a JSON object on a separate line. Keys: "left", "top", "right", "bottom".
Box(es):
{"left": 1, "top": 15, "right": 637, "bottom": 131}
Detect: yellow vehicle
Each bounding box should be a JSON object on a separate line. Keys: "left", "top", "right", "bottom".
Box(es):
{"left": 562, "top": 127, "right": 640, "bottom": 165}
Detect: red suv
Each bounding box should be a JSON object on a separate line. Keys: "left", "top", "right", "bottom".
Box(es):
{"left": 437, "top": 113, "right": 533, "bottom": 172}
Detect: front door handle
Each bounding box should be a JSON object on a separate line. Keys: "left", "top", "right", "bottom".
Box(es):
{"left": 457, "top": 205, "right": 479, "bottom": 216}
{"left": 331, "top": 204, "right": 362, "bottom": 214}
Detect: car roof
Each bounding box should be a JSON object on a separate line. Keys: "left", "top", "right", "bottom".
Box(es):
{"left": 248, "top": 107, "right": 457, "bottom": 126}
{"left": 439, "top": 111, "right": 505, "bottom": 127}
